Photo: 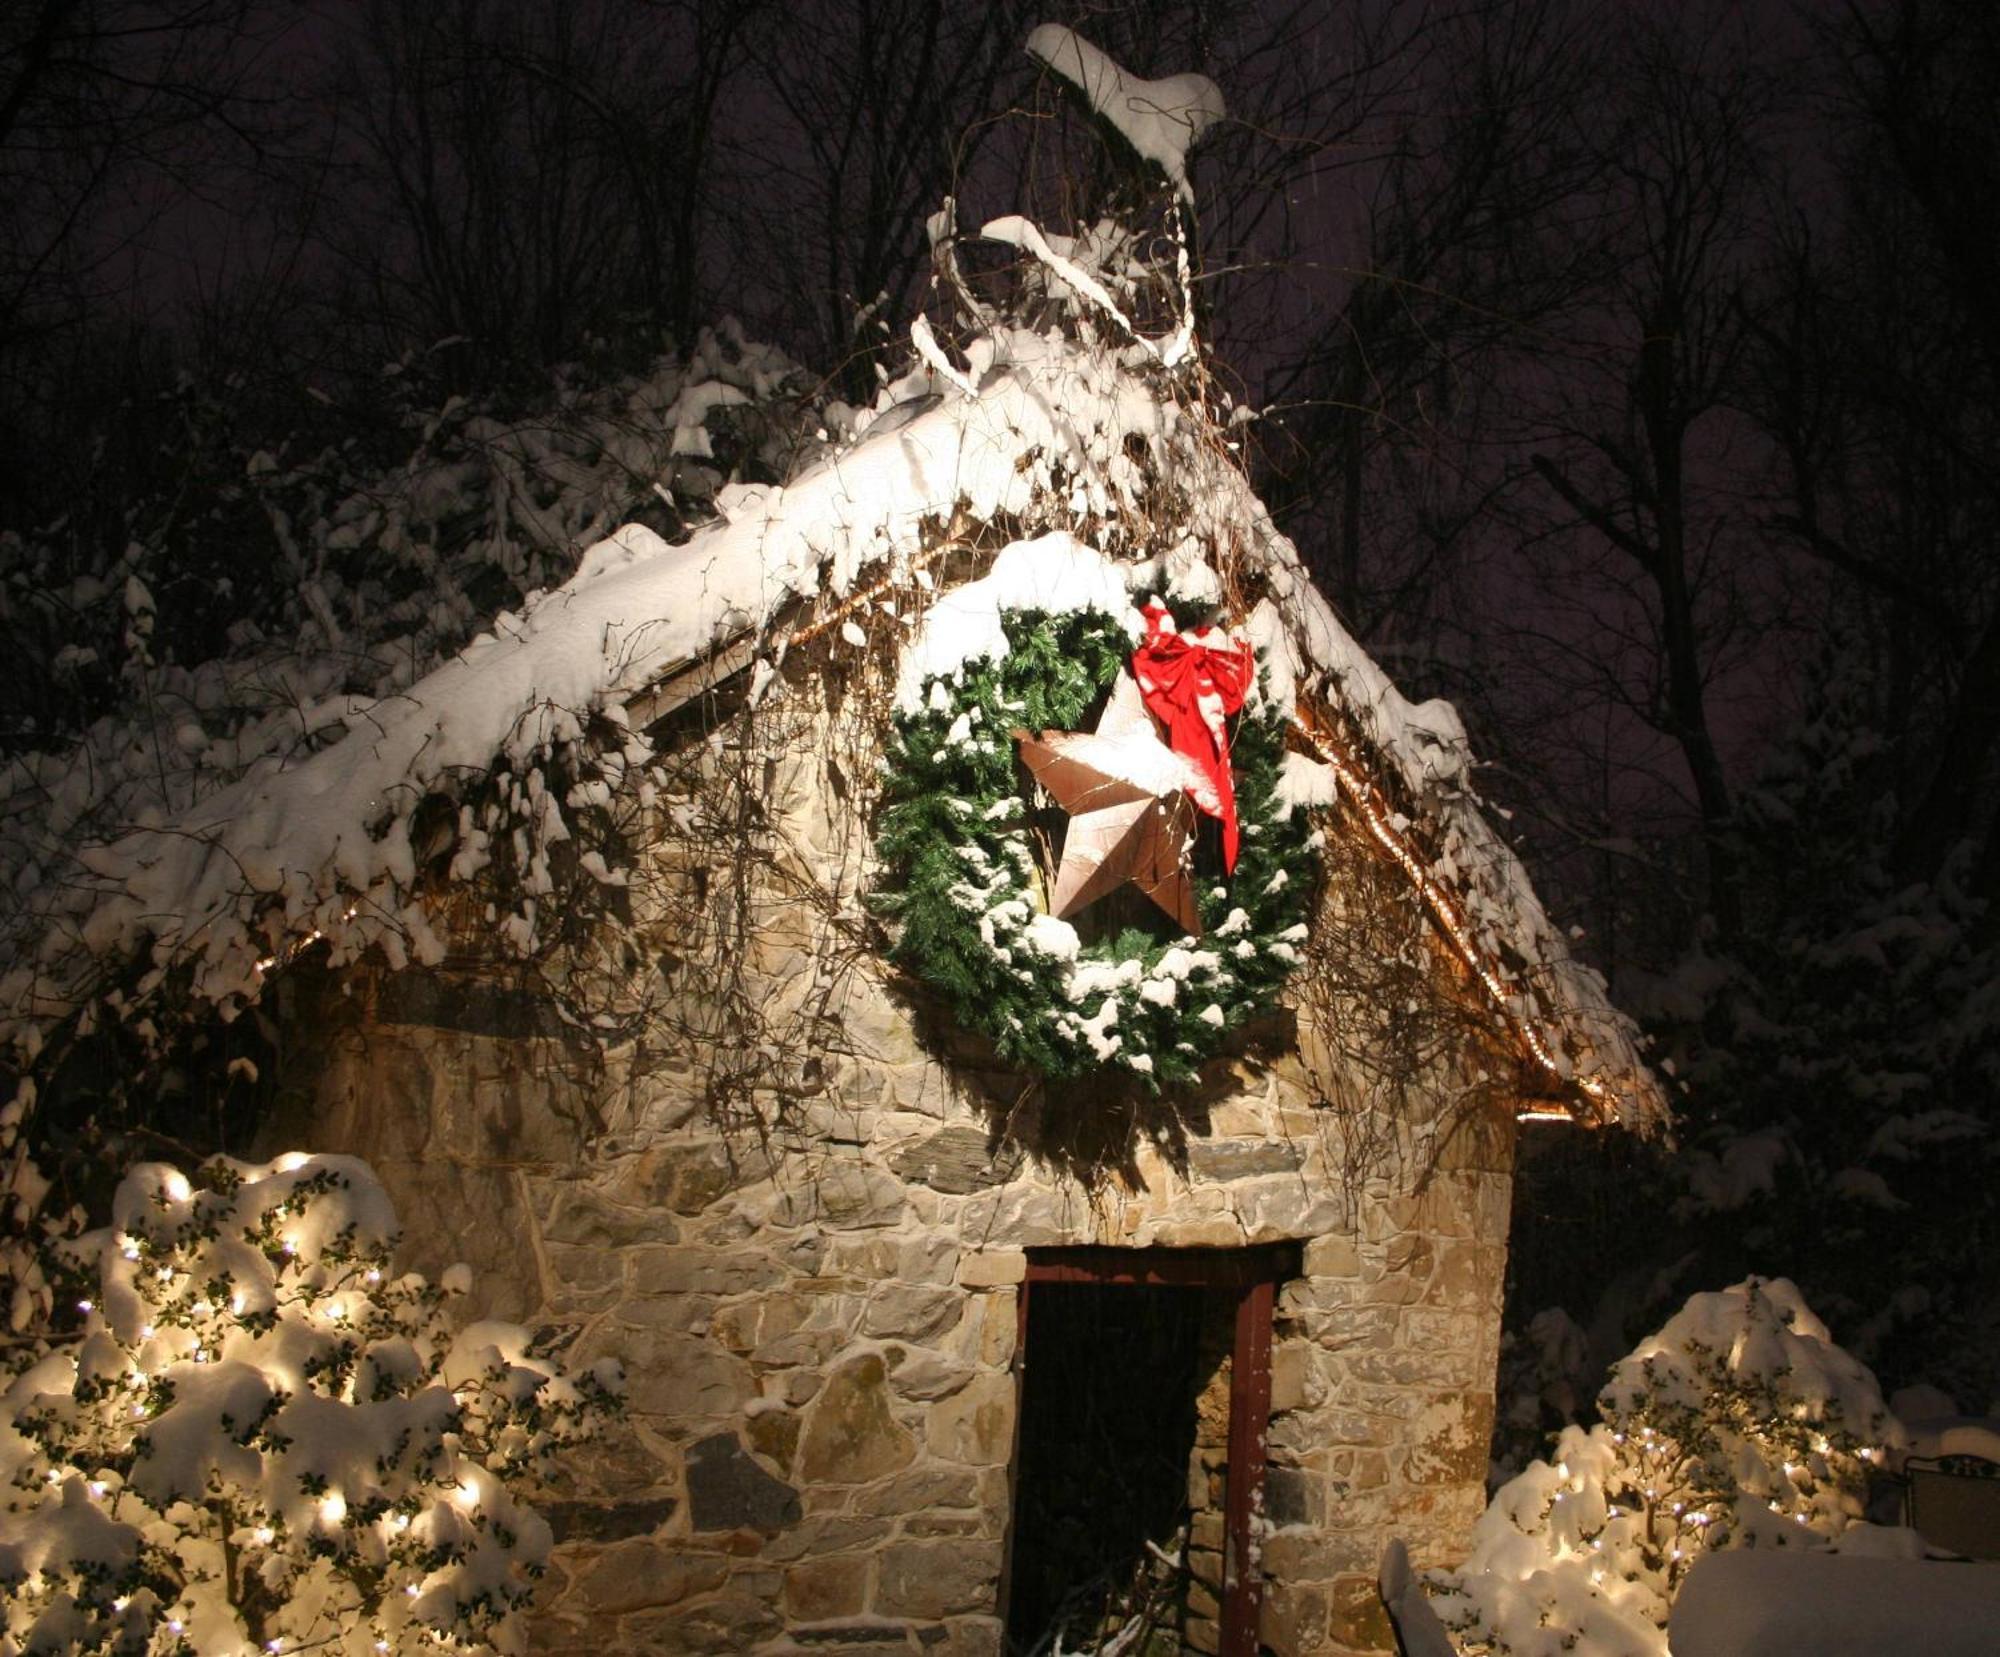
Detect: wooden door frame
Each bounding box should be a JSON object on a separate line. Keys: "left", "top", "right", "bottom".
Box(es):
{"left": 1003, "top": 1243, "right": 1299, "bottom": 1657}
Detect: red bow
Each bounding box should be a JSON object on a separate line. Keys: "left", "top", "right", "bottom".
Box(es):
{"left": 1131, "top": 602, "right": 1255, "bottom": 871}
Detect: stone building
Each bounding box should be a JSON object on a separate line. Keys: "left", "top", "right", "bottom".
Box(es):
{"left": 198, "top": 316, "right": 1671, "bottom": 1657}
{"left": 13, "top": 157, "right": 1665, "bottom": 1641}
{"left": 0, "top": 28, "right": 1671, "bottom": 1651}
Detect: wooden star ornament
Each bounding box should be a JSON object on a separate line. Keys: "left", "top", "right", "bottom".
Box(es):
{"left": 1014, "top": 669, "right": 1204, "bottom": 936}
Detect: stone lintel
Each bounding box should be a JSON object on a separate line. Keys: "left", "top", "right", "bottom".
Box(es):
{"left": 955, "top": 1249, "right": 1026, "bottom": 1287}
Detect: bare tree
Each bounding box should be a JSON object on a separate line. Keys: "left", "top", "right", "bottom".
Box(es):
{"left": 306, "top": 0, "right": 756, "bottom": 388}
{"left": 1832, "top": 0, "right": 2000, "bottom": 904}
{"left": 0, "top": 0, "right": 273, "bottom": 517}
{"left": 1511, "top": 10, "right": 1794, "bottom": 941}
{"left": 733, "top": 0, "right": 1042, "bottom": 391}
{"left": 1254, "top": 0, "right": 1612, "bottom": 628}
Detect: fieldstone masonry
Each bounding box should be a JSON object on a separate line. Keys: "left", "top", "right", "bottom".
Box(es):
{"left": 259, "top": 677, "right": 1521, "bottom": 1654}
{"left": 271, "top": 975, "right": 1514, "bottom": 1656}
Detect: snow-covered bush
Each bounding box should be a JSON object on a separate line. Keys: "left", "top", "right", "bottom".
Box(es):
{"left": 1434, "top": 1278, "right": 1894, "bottom": 1657}
{"left": 0, "top": 1154, "right": 618, "bottom": 1655}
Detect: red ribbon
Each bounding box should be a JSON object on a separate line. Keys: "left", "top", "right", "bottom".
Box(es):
{"left": 1131, "top": 601, "right": 1255, "bottom": 871}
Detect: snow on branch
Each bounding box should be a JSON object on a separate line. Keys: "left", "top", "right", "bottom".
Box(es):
{"left": 981, "top": 213, "right": 1197, "bottom": 369}
{"left": 908, "top": 313, "right": 981, "bottom": 399}
{"left": 1025, "top": 24, "right": 1225, "bottom": 203}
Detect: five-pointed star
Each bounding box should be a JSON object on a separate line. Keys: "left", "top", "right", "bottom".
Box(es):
{"left": 1014, "top": 669, "right": 1204, "bottom": 936}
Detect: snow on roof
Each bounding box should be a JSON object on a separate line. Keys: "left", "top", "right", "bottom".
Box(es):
{"left": 1026, "top": 24, "right": 1226, "bottom": 203}
{"left": 2, "top": 320, "right": 1664, "bottom": 1130}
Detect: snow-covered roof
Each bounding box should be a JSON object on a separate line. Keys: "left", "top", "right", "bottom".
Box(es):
{"left": 0, "top": 315, "right": 1665, "bottom": 1130}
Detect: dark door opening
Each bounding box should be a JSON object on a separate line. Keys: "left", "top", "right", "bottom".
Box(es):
{"left": 1002, "top": 1245, "right": 1298, "bottom": 1657}
{"left": 1004, "top": 1281, "right": 1213, "bottom": 1652}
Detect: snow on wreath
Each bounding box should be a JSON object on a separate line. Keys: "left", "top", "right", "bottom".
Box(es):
{"left": 872, "top": 534, "right": 1319, "bottom": 1087}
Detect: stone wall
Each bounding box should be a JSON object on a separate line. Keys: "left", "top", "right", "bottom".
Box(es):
{"left": 271, "top": 973, "right": 1514, "bottom": 1657}
{"left": 260, "top": 666, "right": 1520, "bottom": 1654}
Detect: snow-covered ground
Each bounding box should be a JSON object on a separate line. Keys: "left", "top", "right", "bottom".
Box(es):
{"left": 1669, "top": 1547, "right": 2000, "bottom": 1656}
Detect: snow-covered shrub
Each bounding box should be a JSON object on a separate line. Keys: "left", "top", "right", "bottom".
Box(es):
{"left": 0, "top": 1154, "right": 618, "bottom": 1655}
{"left": 1434, "top": 1278, "right": 1893, "bottom": 1657}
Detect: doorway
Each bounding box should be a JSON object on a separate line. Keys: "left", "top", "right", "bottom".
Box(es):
{"left": 1001, "top": 1244, "right": 1298, "bottom": 1657}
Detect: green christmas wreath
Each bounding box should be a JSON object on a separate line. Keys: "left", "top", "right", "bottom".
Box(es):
{"left": 874, "top": 600, "right": 1319, "bottom": 1088}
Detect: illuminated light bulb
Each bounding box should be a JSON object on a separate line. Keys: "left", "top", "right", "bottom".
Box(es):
{"left": 283, "top": 1239, "right": 299, "bottom": 1256}
{"left": 121, "top": 1241, "right": 140, "bottom": 1261}
{"left": 155, "top": 1267, "right": 173, "bottom": 1283}
{"left": 89, "top": 1480, "right": 107, "bottom": 1497}
{"left": 406, "top": 1584, "right": 420, "bottom": 1598}
{"left": 1671, "top": 1547, "right": 1683, "bottom": 1560}
{"left": 113, "top": 1597, "right": 129, "bottom": 1612}
{"left": 391, "top": 1513, "right": 411, "bottom": 1532}
{"left": 163, "top": 1172, "right": 191, "bottom": 1203}
{"left": 452, "top": 1481, "right": 479, "bottom": 1512}
{"left": 77, "top": 1299, "right": 93, "bottom": 1313}
{"left": 268, "top": 1642, "right": 283, "bottom": 1654}
{"left": 169, "top": 1620, "right": 184, "bottom": 1634}
{"left": 1769, "top": 1501, "right": 1783, "bottom": 1513}
{"left": 1557, "top": 1462, "right": 1570, "bottom": 1479}
{"left": 231, "top": 1293, "right": 246, "bottom": 1315}
{"left": 366, "top": 1269, "right": 382, "bottom": 1284}
{"left": 1611, "top": 1433, "right": 1625, "bottom": 1444}
{"left": 132, "top": 1405, "right": 146, "bottom": 1418}
{"left": 321, "top": 1493, "right": 347, "bottom": 1525}
{"left": 254, "top": 1525, "right": 275, "bottom": 1545}
{"left": 140, "top": 1324, "right": 155, "bottom": 1340}
{"left": 1672, "top": 1502, "right": 1684, "bottom": 1515}
{"left": 45, "top": 1470, "right": 58, "bottom": 1485}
